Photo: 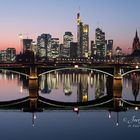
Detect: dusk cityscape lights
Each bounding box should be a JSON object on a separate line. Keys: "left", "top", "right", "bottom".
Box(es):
{"left": 0, "top": 11, "right": 140, "bottom": 64}
{"left": 1, "top": 1, "right": 140, "bottom": 139}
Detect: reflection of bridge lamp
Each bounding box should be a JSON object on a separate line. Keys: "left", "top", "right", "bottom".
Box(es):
{"left": 135, "top": 106, "right": 139, "bottom": 111}
{"left": 108, "top": 111, "right": 111, "bottom": 119}
{"left": 73, "top": 107, "right": 80, "bottom": 119}
{"left": 32, "top": 113, "right": 37, "bottom": 127}
{"left": 116, "top": 112, "right": 119, "bottom": 126}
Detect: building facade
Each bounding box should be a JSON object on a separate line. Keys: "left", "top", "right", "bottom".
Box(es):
{"left": 63, "top": 32, "right": 73, "bottom": 57}
{"left": 95, "top": 28, "right": 106, "bottom": 58}
{"left": 37, "top": 34, "right": 52, "bottom": 60}
{"left": 77, "top": 13, "right": 89, "bottom": 58}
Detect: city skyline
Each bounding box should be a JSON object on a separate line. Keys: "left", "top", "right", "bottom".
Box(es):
{"left": 0, "top": 0, "right": 140, "bottom": 53}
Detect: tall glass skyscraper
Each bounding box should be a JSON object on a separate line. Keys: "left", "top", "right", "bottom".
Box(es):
{"left": 82, "top": 24, "right": 89, "bottom": 57}
{"left": 37, "top": 34, "right": 52, "bottom": 60}
{"left": 63, "top": 32, "right": 73, "bottom": 57}
{"left": 77, "top": 13, "right": 89, "bottom": 58}
{"left": 95, "top": 28, "right": 106, "bottom": 58}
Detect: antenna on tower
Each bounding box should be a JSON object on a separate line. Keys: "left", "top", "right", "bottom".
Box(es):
{"left": 78, "top": 6, "right": 80, "bottom": 13}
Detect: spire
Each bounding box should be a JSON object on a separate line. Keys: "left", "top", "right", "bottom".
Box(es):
{"left": 135, "top": 29, "right": 138, "bottom": 39}
{"left": 77, "top": 9, "right": 81, "bottom": 25}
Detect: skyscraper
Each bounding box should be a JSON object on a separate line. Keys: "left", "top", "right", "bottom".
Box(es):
{"left": 70, "top": 42, "right": 78, "bottom": 58}
{"left": 37, "top": 34, "right": 52, "bottom": 60}
{"left": 77, "top": 13, "right": 89, "bottom": 58}
{"left": 22, "top": 39, "right": 33, "bottom": 53}
{"left": 82, "top": 24, "right": 89, "bottom": 57}
{"left": 6, "top": 48, "right": 16, "bottom": 62}
{"left": 91, "top": 40, "right": 97, "bottom": 58}
{"left": 106, "top": 40, "right": 113, "bottom": 58}
{"left": 63, "top": 32, "right": 73, "bottom": 57}
{"left": 95, "top": 28, "right": 106, "bottom": 58}
{"left": 51, "top": 38, "right": 60, "bottom": 58}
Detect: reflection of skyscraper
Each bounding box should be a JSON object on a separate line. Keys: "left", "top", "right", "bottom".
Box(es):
{"left": 77, "top": 74, "right": 88, "bottom": 102}
{"left": 95, "top": 74, "right": 105, "bottom": 99}
{"left": 131, "top": 73, "right": 140, "bottom": 101}
{"left": 40, "top": 75, "right": 51, "bottom": 94}
{"left": 63, "top": 74, "right": 72, "bottom": 95}
{"left": 106, "top": 76, "right": 113, "bottom": 97}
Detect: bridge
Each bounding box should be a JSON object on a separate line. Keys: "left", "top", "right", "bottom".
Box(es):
{"left": 0, "top": 62, "right": 140, "bottom": 111}
{"left": 0, "top": 62, "right": 140, "bottom": 80}
{"left": 0, "top": 74, "right": 140, "bottom": 127}
{"left": 0, "top": 77, "right": 140, "bottom": 112}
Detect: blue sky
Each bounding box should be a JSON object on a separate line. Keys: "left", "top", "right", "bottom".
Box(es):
{"left": 0, "top": 0, "right": 140, "bottom": 53}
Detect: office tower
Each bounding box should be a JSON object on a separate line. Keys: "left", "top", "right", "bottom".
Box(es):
{"left": 77, "top": 13, "right": 89, "bottom": 57}
{"left": 95, "top": 28, "right": 106, "bottom": 58}
{"left": 106, "top": 40, "right": 113, "bottom": 58}
{"left": 132, "top": 30, "right": 140, "bottom": 54}
{"left": 31, "top": 41, "right": 38, "bottom": 57}
{"left": 82, "top": 24, "right": 89, "bottom": 57}
{"left": 63, "top": 32, "right": 73, "bottom": 57}
{"left": 37, "top": 34, "right": 52, "bottom": 60}
{"left": 77, "top": 12, "right": 83, "bottom": 57}
{"left": 59, "top": 44, "right": 64, "bottom": 57}
{"left": 70, "top": 42, "right": 78, "bottom": 58}
{"left": 22, "top": 39, "right": 33, "bottom": 53}
{"left": 51, "top": 38, "right": 60, "bottom": 58}
{"left": 6, "top": 48, "right": 16, "bottom": 62}
{"left": 0, "top": 50, "right": 7, "bottom": 62}
{"left": 91, "top": 40, "right": 97, "bottom": 57}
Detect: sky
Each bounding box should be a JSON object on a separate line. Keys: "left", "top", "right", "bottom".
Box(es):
{"left": 0, "top": 0, "right": 140, "bottom": 54}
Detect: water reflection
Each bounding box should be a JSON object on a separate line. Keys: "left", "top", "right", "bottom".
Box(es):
{"left": 1, "top": 70, "right": 140, "bottom": 131}
{"left": 131, "top": 73, "right": 140, "bottom": 101}
{"left": 39, "top": 70, "right": 109, "bottom": 102}
{"left": 123, "top": 73, "right": 140, "bottom": 101}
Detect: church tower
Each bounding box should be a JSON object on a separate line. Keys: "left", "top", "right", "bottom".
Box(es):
{"left": 132, "top": 30, "right": 140, "bottom": 53}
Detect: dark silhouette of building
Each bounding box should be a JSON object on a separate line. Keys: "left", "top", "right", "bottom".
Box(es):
{"left": 23, "top": 39, "right": 33, "bottom": 53}
{"left": 70, "top": 42, "right": 78, "bottom": 58}
{"left": 16, "top": 50, "right": 34, "bottom": 63}
{"left": 132, "top": 30, "right": 140, "bottom": 56}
